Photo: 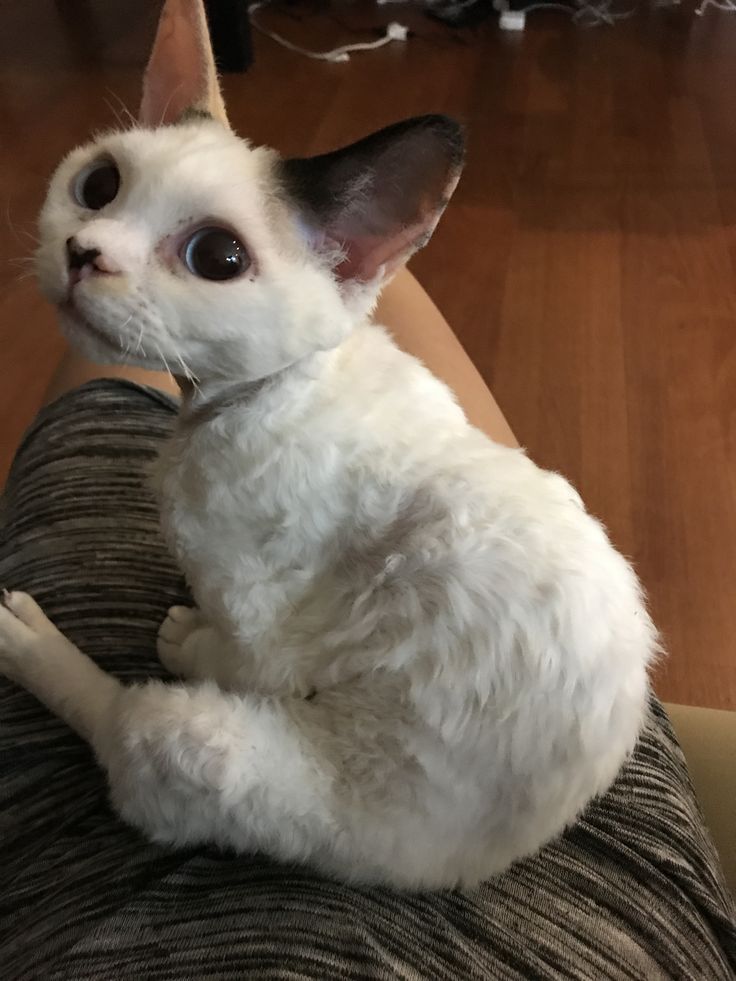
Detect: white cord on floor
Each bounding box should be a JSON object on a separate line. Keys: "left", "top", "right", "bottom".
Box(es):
{"left": 695, "top": 0, "right": 736, "bottom": 13}
{"left": 574, "top": 1, "right": 637, "bottom": 24}
{"left": 507, "top": 0, "right": 647, "bottom": 26}
{"left": 495, "top": 0, "right": 636, "bottom": 26}
{"left": 249, "top": 2, "right": 409, "bottom": 63}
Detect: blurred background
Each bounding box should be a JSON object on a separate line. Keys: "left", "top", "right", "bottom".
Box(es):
{"left": 0, "top": 0, "right": 734, "bottom": 709}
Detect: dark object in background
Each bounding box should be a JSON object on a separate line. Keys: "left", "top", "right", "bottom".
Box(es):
{"left": 424, "top": 0, "right": 494, "bottom": 26}
{"left": 204, "top": 0, "right": 253, "bottom": 72}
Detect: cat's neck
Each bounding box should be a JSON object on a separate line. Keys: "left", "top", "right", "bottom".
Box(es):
{"left": 175, "top": 350, "right": 335, "bottom": 432}
{"left": 177, "top": 375, "right": 280, "bottom": 429}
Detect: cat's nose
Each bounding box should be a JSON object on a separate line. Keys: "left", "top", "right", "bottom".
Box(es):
{"left": 66, "top": 236, "right": 121, "bottom": 287}
{"left": 66, "top": 237, "right": 102, "bottom": 272}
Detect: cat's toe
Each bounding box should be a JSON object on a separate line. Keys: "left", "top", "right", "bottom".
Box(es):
{"left": 0, "top": 598, "right": 35, "bottom": 669}
{"left": 2, "top": 590, "right": 57, "bottom": 633}
{"left": 158, "top": 606, "right": 200, "bottom": 644}
{"left": 157, "top": 607, "right": 202, "bottom": 675}
{"left": 166, "top": 605, "right": 201, "bottom": 627}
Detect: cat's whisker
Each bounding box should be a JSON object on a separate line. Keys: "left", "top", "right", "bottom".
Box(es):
{"left": 173, "top": 347, "right": 201, "bottom": 396}
{"left": 153, "top": 341, "right": 175, "bottom": 383}
{"left": 105, "top": 89, "right": 138, "bottom": 129}
{"left": 4, "top": 257, "right": 36, "bottom": 283}
{"left": 158, "top": 90, "right": 177, "bottom": 128}
{"left": 117, "top": 314, "right": 134, "bottom": 356}
{"left": 103, "top": 98, "right": 127, "bottom": 131}
{"left": 6, "top": 256, "right": 36, "bottom": 271}
{"left": 4, "top": 198, "right": 40, "bottom": 250}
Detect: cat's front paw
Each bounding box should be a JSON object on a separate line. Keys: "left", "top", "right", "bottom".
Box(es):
{"left": 157, "top": 606, "right": 205, "bottom": 678}
{"left": 0, "top": 590, "right": 61, "bottom": 678}
{"left": 157, "top": 608, "right": 241, "bottom": 685}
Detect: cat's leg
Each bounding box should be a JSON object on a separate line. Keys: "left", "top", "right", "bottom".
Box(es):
{"left": 1, "top": 593, "right": 453, "bottom": 886}
{"left": 102, "top": 677, "right": 448, "bottom": 887}
{"left": 0, "top": 591, "right": 121, "bottom": 760}
{"left": 157, "top": 606, "right": 242, "bottom": 686}
{"left": 0, "top": 592, "right": 330, "bottom": 860}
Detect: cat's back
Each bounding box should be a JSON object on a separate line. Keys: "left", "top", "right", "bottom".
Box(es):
{"left": 329, "top": 323, "right": 655, "bottom": 695}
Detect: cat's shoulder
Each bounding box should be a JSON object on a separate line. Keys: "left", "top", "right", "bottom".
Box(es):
{"left": 334, "top": 320, "right": 467, "bottom": 422}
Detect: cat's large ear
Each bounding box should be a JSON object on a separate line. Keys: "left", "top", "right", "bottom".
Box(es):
{"left": 280, "top": 116, "right": 464, "bottom": 285}
{"left": 139, "top": 0, "right": 229, "bottom": 128}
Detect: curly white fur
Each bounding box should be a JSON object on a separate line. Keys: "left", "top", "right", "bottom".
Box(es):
{"left": 0, "top": 114, "right": 659, "bottom": 890}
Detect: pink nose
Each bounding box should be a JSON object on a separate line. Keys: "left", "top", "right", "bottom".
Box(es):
{"left": 66, "top": 237, "right": 120, "bottom": 286}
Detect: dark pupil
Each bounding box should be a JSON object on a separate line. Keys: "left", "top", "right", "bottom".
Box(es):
{"left": 190, "top": 229, "right": 248, "bottom": 281}
{"left": 82, "top": 164, "right": 119, "bottom": 210}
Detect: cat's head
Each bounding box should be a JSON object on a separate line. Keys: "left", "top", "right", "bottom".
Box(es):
{"left": 36, "top": 0, "right": 464, "bottom": 384}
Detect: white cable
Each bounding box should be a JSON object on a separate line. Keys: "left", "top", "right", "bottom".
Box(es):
{"left": 574, "top": 1, "right": 636, "bottom": 24}
{"left": 493, "top": 0, "right": 635, "bottom": 25}
{"left": 695, "top": 0, "right": 736, "bottom": 12}
{"left": 519, "top": 2, "right": 575, "bottom": 13}
{"left": 492, "top": 0, "right": 640, "bottom": 27}
{"left": 249, "top": 3, "right": 409, "bottom": 63}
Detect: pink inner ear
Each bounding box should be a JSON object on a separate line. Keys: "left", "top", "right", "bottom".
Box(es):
{"left": 334, "top": 223, "right": 430, "bottom": 283}
{"left": 281, "top": 116, "right": 464, "bottom": 288}
{"left": 331, "top": 178, "right": 459, "bottom": 284}
{"left": 139, "top": 0, "right": 228, "bottom": 128}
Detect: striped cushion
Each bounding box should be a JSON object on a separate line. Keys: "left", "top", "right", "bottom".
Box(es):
{"left": 1, "top": 380, "right": 734, "bottom": 980}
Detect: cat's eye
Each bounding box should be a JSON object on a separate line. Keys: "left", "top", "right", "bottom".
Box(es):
{"left": 183, "top": 227, "right": 250, "bottom": 282}
{"left": 74, "top": 160, "right": 120, "bottom": 211}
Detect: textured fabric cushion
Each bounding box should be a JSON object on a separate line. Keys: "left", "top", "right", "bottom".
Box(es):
{"left": 1, "top": 380, "right": 734, "bottom": 980}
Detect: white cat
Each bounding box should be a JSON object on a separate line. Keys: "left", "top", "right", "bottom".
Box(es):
{"left": 0, "top": 0, "right": 657, "bottom": 889}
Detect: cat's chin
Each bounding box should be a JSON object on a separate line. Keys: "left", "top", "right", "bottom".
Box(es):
{"left": 57, "top": 301, "right": 148, "bottom": 369}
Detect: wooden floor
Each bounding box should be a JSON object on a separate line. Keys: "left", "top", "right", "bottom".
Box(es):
{"left": 1, "top": 2, "right": 734, "bottom": 709}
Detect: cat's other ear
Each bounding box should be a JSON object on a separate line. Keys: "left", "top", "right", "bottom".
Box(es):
{"left": 280, "top": 116, "right": 464, "bottom": 285}
{"left": 139, "top": 0, "right": 229, "bottom": 128}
